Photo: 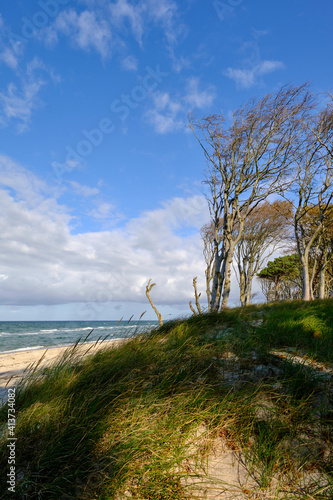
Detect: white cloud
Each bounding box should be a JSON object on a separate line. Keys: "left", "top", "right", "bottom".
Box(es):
{"left": 69, "top": 181, "right": 100, "bottom": 197}
{"left": 225, "top": 60, "right": 285, "bottom": 89}
{"left": 26, "top": 56, "right": 61, "bottom": 84}
{"left": 224, "top": 35, "right": 285, "bottom": 89}
{"left": 0, "top": 155, "right": 210, "bottom": 308}
{"left": 109, "top": 0, "right": 144, "bottom": 44}
{"left": 40, "top": 1, "right": 185, "bottom": 64}
{"left": 0, "top": 80, "right": 45, "bottom": 133}
{"left": 0, "top": 15, "right": 24, "bottom": 70}
{"left": 144, "top": 0, "right": 187, "bottom": 45}
{"left": 108, "top": 0, "right": 185, "bottom": 49}
{"left": 145, "top": 77, "right": 216, "bottom": 134}
{"left": 55, "top": 9, "right": 112, "bottom": 58}
{"left": 34, "top": 26, "right": 59, "bottom": 48}
{"left": 88, "top": 201, "right": 115, "bottom": 220}
{"left": 145, "top": 91, "right": 184, "bottom": 134}
{"left": 121, "top": 54, "right": 138, "bottom": 71}
{"left": 0, "top": 154, "right": 51, "bottom": 203}
{"left": 0, "top": 45, "right": 21, "bottom": 69}
{"left": 257, "top": 60, "right": 285, "bottom": 76}
{"left": 185, "top": 77, "right": 216, "bottom": 109}
{"left": 0, "top": 57, "right": 60, "bottom": 132}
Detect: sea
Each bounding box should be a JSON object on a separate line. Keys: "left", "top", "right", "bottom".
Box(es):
{"left": 0, "top": 321, "right": 159, "bottom": 355}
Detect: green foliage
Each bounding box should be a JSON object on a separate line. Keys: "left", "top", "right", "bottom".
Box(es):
{"left": 258, "top": 254, "right": 302, "bottom": 302}
{"left": 258, "top": 253, "right": 301, "bottom": 282}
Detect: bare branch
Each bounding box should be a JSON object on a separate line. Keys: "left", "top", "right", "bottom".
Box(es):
{"left": 145, "top": 279, "right": 163, "bottom": 326}
{"left": 192, "top": 277, "right": 202, "bottom": 314}
{"left": 189, "top": 301, "right": 197, "bottom": 316}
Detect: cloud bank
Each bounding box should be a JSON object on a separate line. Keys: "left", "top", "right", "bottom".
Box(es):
{"left": 0, "top": 155, "right": 210, "bottom": 311}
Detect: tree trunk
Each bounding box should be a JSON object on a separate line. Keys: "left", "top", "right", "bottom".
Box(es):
{"left": 205, "top": 268, "right": 212, "bottom": 312}
{"left": 274, "top": 279, "right": 280, "bottom": 301}
{"left": 244, "top": 286, "right": 252, "bottom": 306}
{"left": 301, "top": 255, "right": 312, "bottom": 301}
{"left": 319, "top": 268, "right": 326, "bottom": 299}
{"left": 220, "top": 248, "right": 233, "bottom": 310}
{"left": 239, "top": 269, "right": 246, "bottom": 307}
{"left": 243, "top": 259, "right": 254, "bottom": 306}
{"left": 210, "top": 245, "right": 223, "bottom": 311}
{"left": 211, "top": 253, "right": 226, "bottom": 312}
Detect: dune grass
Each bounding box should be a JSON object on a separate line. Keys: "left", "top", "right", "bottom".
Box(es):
{"left": 0, "top": 300, "right": 333, "bottom": 499}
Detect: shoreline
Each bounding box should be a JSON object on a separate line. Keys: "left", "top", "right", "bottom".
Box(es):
{"left": 0, "top": 337, "right": 125, "bottom": 356}
{"left": 0, "top": 338, "right": 128, "bottom": 404}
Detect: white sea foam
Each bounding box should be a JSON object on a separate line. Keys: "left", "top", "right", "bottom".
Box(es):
{"left": 0, "top": 338, "right": 124, "bottom": 355}
{"left": 16, "top": 332, "right": 49, "bottom": 336}
{"left": 0, "top": 345, "right": 46, "bottom": 355}
{"left": 67, "top": 327, "right": 94, "bottom": 332}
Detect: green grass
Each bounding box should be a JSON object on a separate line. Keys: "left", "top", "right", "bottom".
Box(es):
{"left": 1, "top": 300, "right": 333, "bottom": 499}
{"left": 258, "top": 299, "right": 333, "bottom": 361}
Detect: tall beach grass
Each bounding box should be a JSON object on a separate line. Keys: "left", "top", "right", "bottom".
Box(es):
{"left": 0, "top": 300, "right": 333, "bottom": 499}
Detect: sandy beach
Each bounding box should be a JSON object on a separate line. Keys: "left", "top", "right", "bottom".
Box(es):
{"left": 0, "top": 339, "right": 127, "bottom": 405}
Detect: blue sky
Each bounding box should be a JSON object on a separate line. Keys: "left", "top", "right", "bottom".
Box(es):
{"left": 0, "top": 0, "right": 332, "bottom": 321}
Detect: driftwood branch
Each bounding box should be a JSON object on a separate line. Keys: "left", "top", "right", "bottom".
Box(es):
{"left": 189, "top": 301, "right": 197, "bottom": 316}
{"left": 193, "top": 277, "right": 202, "bottom": 314}
{"left": 145, "top": 279, "right": 163, "bottom": 326}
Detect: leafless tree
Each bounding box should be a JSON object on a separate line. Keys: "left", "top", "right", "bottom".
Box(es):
{"left": 298, "top": 205, "right": 333, "bottom": 299}
{"left": 190, "top": 84, "right": 312, "bottom": 311}
{"left": 233, "top": 200, "right": 293, "bottom": 306}
{"left": 200, "top": 222, "right": 221, "bottom": 310}
{"left": 289, "top": 100, "right": 333, "bottom": 300}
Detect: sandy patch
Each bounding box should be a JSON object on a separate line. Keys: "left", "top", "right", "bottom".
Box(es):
{"left": 0, "top": 339, "right": 127, "bottom": 404}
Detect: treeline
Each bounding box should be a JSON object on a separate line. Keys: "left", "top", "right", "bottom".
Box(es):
{"left": 190, "top": 83, "right": 333, "bottom": 310}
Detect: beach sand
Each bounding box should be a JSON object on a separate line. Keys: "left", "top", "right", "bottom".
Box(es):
{"left": 0, "top": 339, "right": 127, "bottom": 404}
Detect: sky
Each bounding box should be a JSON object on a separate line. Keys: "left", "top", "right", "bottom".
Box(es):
{"left": 0, "top": 0, "right": 332, "bottom": 321}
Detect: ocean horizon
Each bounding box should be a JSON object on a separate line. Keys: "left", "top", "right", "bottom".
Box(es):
{"left": 0, "top": 320, "right": 159, "bottom": 354}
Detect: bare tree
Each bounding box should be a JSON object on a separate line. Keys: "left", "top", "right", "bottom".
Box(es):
{"left": 289, "top": 101, "right": 333, "bottom": 300}
{"left": 200, "top": 221, "right": 221, "bottom": 311}
{"left": 145, "top": 279, "right": 163, "bottom": 326}
{"left": 299, "top": 205, "right": 333, "bottom": 298}
{"left": 234, "top": 200, "right": 293, "bottom": 306}
{"left": 190, "top": 84, "right": 312, "bottom": 311}
{"left": 318, "top": 211, "right": 333, "bottom": 298}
